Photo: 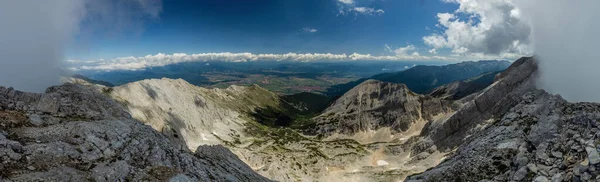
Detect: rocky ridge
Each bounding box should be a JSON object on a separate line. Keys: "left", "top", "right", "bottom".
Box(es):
{"left": 404, "top": 57, "right": 600, "bottom": 181}
{"left": 313, "top": 79, "right": 453, "bottom": 143}
{"left": 408, "top": 90, "right": 600, "bottom": 181}
{"left": 0, "top": 83, "right": 270, "bottom": 181}
{"left": 428, "top": 71, "right": 500, "bottom": 100}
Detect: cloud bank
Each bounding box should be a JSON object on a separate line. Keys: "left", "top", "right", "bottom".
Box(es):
{"left": 0, "top": 0, "right": 161, "bottom": 92}
{"left": 67, "top": 52, "right": 463, "bottom": 71}
{"left": 515, "top": 0, "right": 600, "bottom": 102}
{"left": 0, "top": 1, "right": 84, "bottom": 92}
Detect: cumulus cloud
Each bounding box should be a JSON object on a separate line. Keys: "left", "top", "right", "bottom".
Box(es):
{"left": 337, "top": 0, "right": 384, "bottom": 16}
{"left": 430, "top": 0, "right": 600, "bottom": 102}
{"left": 385, "top": 44, "right": 422, "bottom": 57}
{"left": 429, "top": 49, "right": 437, "bottom": 54}
{"left": 67, "top": 52, "right": 460, "bottom": 71}
{"left": 301, "top": 27, "right": 318, "bottom": 33}
{"left": 423, "top": 0, "right": 532, "bottom": 57}
{"left": 0, "top": 0, "right": 162, "bottom": 92}
{"left": 515, "top": 0, "right": 600, "bottom": 102}
{"left": 392, "top": 45, "right": 417, "bottom": 56}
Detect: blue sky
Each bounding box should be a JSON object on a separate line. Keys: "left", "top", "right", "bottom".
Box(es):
{"left": 65, "top": 0, "right": 535, "bottom": 71}
{"left": 67, "top": 0, "right": 458, "bottom": 60}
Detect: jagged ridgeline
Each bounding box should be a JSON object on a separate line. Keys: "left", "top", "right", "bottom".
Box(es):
{"left": 325, "top": 60, "right": 511, "bottom": 97}
{"left": 3, "top": 57, "right": 599, "bottom": 181}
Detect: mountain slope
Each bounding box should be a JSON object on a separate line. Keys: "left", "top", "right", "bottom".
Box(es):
{"left": 0, "top": 83, "right": 269, "bottom": 181}
{"left": 407, "top": 57, "right": 600, "bottom": 181}
{"left": 325, "top": 60, "right": 511, "bottom": 96}
{"left": 428, "top": 71, "right": 501, "bottom": 100}
{"left": 108, "top": 78, "right": 371, "bottom": 181}
{"left": 314, "top": 80, "right": 452, "bottom": 138}
{"left": 109, "top": 78, "right": 294, "bottom": 150}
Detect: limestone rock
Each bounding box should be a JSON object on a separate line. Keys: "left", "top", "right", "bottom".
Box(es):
{"left": 313, "top": 79, "right": 451, "bottom": 135}
{"left": 0, "top": 83, "right": 270, "bottom": 181}
{"left": 586, "top": 146, "right": 600, "bottom": 164}
{"left": 406, "top": 57, "right": 600, "bottom": 181}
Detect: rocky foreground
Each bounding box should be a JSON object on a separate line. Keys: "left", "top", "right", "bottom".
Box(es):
{"left": 406, "top": 57, "right": 600, "bottom": 181}
{"left": 0, "top": 84, "right": 270, "bottom": 181}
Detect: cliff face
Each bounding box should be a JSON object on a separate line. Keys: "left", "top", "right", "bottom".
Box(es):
{"left": 313, "top": 80, "right": 452, "bottom": 140}
{"left": 408, "top": 90, "right": 600, "bottom": 181}
{"left": 404, "top": 57, "right": 599, "bottom": 181}
{"left": 0, "top": 83, "right": 270, "bottom": 181}
{"left": 425, "top": 57, "right": 539, "bottom": 150}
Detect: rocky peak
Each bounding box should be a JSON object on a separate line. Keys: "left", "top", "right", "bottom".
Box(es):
{"left": 313, "top": 79, "right": 451, "bottom": 137}
{"left": 403, "top": 57, "right": 600, "bottom": 181}
{"left": 424, "top": 57, "right": 538, "bottom": 150}
{"left": 0, "top": 83, "right": 270, "bottom": 181}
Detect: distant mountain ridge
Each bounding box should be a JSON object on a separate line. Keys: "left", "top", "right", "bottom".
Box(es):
{"left": 325, "top": 60, "right": 511, "bottom": 96}
{"left": 428, "top": 70, "right": 501, "bottom": 100}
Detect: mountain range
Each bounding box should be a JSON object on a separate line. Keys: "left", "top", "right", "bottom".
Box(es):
{"left": 1, "top": 58, "right": 599, "bottom": 181}
{"left": 324, "top": 60, "right": 511, "bottom": 96}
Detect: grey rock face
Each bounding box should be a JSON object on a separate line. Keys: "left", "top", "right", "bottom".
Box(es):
{"left": 426, "top": 57, "right": 539, "bottom": 151}
{"left": 313, "top": 80, "right": 451, "bottom": 135}
{"left": 406, "top": 57, "right": 600, "bottom": 181}
{"left": 0, "top": 83, "right": 270, "bottom": 181}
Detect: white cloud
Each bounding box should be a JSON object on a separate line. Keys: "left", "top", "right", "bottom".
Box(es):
{"left": 393, "top": 45, "right": 416, "bottom": 56}
{"left": 67, "top": 52, "right": 460, "bottom": 71}
{"left": 337, "top": 0, "right": 384, "bottom": 16}
{"left": 301, "top": 27, "right": 318, "bottom": 33}
{"left": 352, "top": 7, "right": 384, "bottom": 15}
{"left": 423, "top": 0, "right": 532, "bottom": 57}
{"left": 338, "top": 0, "right": 354, "bottom": 5}
{"left": 429, "top": 49, "right": 437, "bottom": 54}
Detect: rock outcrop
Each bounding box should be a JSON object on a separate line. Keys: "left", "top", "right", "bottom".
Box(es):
{"left": 313, "top": 80, "right": 452, "bottom": 138}
{"left": 426, "top": 57, "right": 539, "bottom": 150}
{"left": 403, "top": 57, "right": 600, "bottom": 181}
{"left": 0, "top": 84, "right": 270, "bottom": 181}
{"left": 408, "top": 90, "right": 600, "bottom": 181}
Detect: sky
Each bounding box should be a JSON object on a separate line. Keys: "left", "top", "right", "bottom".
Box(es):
{"left": 68, "top": 0, "right": 455, "bottom": 60}
{"left": 4, "top": 0, "right": 599, "bottom": 101}
{"left": 65, "top": 0, "right": 537, "bottom": 71}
